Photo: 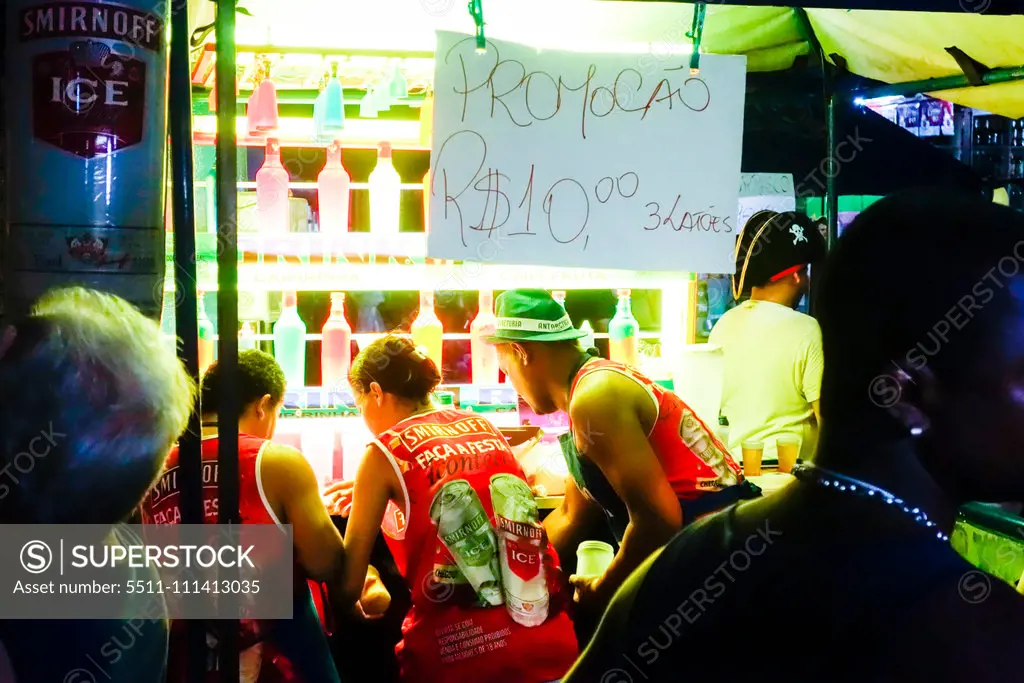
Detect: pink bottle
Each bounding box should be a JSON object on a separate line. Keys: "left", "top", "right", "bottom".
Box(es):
{"left": 321, "top": 292, "right": 352, "bottom": 391}
{"left": 256, "top": 138, "right": 290, "bottom": 234}
{"left": 318, "top": 141, "right": 351, "bottom": 233}
{"left": 470, "top": 290, "right": 499, "bottom": 385}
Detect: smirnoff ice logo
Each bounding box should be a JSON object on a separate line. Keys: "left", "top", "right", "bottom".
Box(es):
{"left": 20, "top": 2, "right": 164, "bottom": 158}
{"left": 490, "top": 474, "right": 550, "bottom": 627}
{"left": 19, "top": 3, "right": 165, "bottom": 52}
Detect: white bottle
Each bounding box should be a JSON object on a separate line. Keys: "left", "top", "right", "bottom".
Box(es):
{"left": 579, "top": 319, "right": 596, "bottom": 350}
{"left": 368, "top": 141, "right": 401, "bottom": 234}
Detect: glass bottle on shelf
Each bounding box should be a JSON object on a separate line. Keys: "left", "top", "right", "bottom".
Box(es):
{"left": 204, "top": 168, "right": 217, "bottom": 233}
{"left": 197, "top": 292, "right": 216, "bottom": 375}
{"left": 369, "top": 141, "right": 401, "bottom": 234}
{"left": 256, "top": 138, "right": 290, "bottom": 234}
{"left": 317, "top": 140, "right": 350, "bottom": 234}
{"left": 274, "top": 291, "right": 307, "bottom": 389}
{"left": 579, "top": 319, "right": 596, "bottom": 351}
{"left": 470, "top": 290, "right": 499, "bottom": 385}
{"left": 411, "top": 290, "right": 443, "bottom": 372}
{"left": 696, "top": 280, "right": 710, "bottom": 343}
{"left": 239, "top": 322, "right": 257, "bottom": 352}
{"left": 608, "top": 288, "right": 640, "bottom": 368}
{"left": 321, "top": 292, "right": 353, "bottom": 392}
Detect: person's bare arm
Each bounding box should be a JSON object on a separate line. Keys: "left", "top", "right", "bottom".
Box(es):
{"left": 570, "top": 373, "right": 681, "bottom": 600}
{"left": 803, "top": 322, "right": 823, "bottom": 429}
{"left": 263, "top": 444, "right": 389, "bottom": 617}
{"left": 544, "top": 476, "right": 601, "bottom": 564}
{"left": 260, "top": 444, "right": 346, "bottom": 588}
{"left": 342, "top": 445, "right": 399, "bottom": 609}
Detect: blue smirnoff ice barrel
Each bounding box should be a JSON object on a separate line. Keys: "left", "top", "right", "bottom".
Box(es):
{"left": 4, "top": 0, "right": 170, "bottom": 319}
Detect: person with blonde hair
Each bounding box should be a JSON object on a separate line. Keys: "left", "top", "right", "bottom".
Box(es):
{"left": 0, "top": 287, "right": 195, "bottom": 683}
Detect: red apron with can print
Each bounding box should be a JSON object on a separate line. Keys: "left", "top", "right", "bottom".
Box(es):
{"left": 374, "top": 408, "right": 577, "bottom": 683}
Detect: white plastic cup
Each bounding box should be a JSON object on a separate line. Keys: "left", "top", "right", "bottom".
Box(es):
{"left": 576, "top": 540, "right": 614, "bottom": 577}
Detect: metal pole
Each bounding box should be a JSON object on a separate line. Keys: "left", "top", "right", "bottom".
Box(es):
{"left": 168, "top": 0, "right": 205, "bottom": 679}
{"left": 215, "top": 0, "right": 240, "bottom": 680}
{"left": 825, "top": 92, "right": 839, "bottom": 250}
{"left": 851, "top": 65, "right": 1024, "bottom": 101}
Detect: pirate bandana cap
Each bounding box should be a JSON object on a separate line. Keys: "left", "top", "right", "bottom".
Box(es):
{"left": 732, "top": 210, "right": 827, "bottom": 299}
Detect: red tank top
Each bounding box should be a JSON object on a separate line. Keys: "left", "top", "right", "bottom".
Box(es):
{"left": 142, "top": 434, "right": 325, "bottom": 683}
{"left": 374, "top": 409, "right": 578, "bottom": 683}
{"left": 570, "top": 359, "right": 743, "bottom": 500}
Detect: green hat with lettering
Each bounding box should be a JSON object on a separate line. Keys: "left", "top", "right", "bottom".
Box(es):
{"left": 485, "top": 289, "right": 586, "bottom": 343}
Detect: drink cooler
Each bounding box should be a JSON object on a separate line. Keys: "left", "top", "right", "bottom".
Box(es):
{"left": 5, "top": 0, "right": 170, "bottom": 319}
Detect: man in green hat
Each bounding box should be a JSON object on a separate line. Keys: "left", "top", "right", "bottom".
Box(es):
{"left": 486, "top": 289, "right": 758, "bottom": 613}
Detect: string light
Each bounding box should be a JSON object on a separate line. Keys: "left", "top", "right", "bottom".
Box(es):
{"left": 793, "top": 464, "right": 950, "bottom": 543}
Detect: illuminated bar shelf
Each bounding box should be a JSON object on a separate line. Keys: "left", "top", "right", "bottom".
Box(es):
{"left": 166, "top": 234, "right": 689, "bottom": 292}
{"left": 169, "top": 262, "right": 685, "bottom": 292}
{"left": 213, "top": 331, "right": 664, "bottom": 342}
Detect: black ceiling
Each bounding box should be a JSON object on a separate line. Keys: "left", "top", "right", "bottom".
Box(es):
{"left": 741, "top": 69, "right": 985, "bottom": 197}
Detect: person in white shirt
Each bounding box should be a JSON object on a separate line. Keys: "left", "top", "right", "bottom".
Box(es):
{"left": 710, "top": 210, "right": 827, "bottom": 464}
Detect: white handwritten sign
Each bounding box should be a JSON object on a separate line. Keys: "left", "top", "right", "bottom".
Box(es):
{"left": 737, "top": 173, "right": 795, "bottom": 229}
{"left": 427, "top": 31, "right": 747, "bottom": 274}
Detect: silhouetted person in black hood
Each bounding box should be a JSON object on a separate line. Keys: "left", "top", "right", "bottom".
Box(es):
{"left": 566, "top": 189, "right": 1024, "bottom": 683}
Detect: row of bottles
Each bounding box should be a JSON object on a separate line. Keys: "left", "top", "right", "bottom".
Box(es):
{"left": 161, "top": 287, "right": 641, "bottom": 387}
{"left": 974, "top": 116, "right": 1024, "bottom": 147}
{"left": 255, "top": 138, "right": 414, "bottom": 235}
{"left": 272, "top": 289, "right": 499, "bottom": 388}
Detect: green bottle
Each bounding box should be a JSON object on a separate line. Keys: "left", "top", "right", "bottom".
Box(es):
{"left": 274, "top": 291, "right": 307, "bottom": 389}
{"left": 696, "top": 281, "right": 710, "bottom": 343}
{"left": 608, "top": 289, "right": 639, "bottom": 367}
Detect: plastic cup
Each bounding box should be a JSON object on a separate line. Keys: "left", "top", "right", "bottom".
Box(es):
{"left": 776, "top": 436, "right": 801, "bottom": 474}
{"left": 576, "top": 541, "right": 614, "bottom": 577}
{"left": 741, "top": 441, "right": 764, "bottom": 477}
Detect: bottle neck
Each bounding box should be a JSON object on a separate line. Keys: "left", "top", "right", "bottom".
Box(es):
{"left": 615, "top": 297, "right": 632, "bottom": 316}
{"left": 327, "top": 144, "right": 342, "bottom": 165}
{"left": 265, "top": 141, "right": 281, "bottom": 164}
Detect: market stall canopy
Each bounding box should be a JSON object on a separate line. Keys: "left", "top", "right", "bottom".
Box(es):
{"left": 188, "top": 0, "right": 1024, "bottom": 117}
